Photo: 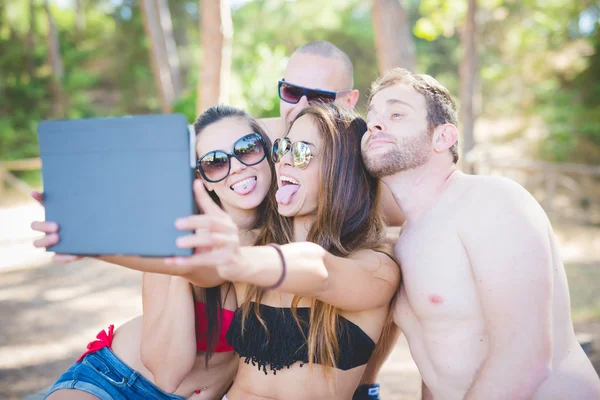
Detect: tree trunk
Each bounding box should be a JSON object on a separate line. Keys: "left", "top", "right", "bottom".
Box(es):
{"left": 459, "top": 0, "right": 477, "bottom": 165}
{"left": 156, "top": 0, "right": 182, "bottom": 97}
{"left": 197, "top": 0, "right": 233, "bottom": 115}
{"left": 140, "top": 0, "right": 178, "bottom": 113}
{"left": 372, "top": 0, "right": 416, "bottom": 73}
{"left": 75, "top": 0, "right": 86, "bottom": 35}
{"left": 168, "top": 0, "right": 190, "bottom": 85}
{"left": 26, "top": 0, "right": 36, "bottom": 78}
{"left": 0, "top": 5, "right": 4, "bottom": 100}
{"left": 44, "top": 0, "right": 66, "bottom": 118}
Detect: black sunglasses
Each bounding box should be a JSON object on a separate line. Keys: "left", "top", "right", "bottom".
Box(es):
{"left": 196, "top": 133, "right": 267, "bottom": 183}
{"left": 278, "top": 80, "right": 351, "bottom": 105}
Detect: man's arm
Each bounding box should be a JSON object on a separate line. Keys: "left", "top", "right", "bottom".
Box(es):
{"left": 459, "top": 178, "right": 552, "bottom": 400}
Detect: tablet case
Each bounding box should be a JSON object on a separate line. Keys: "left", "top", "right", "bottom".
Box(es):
{"left": 37, "top": 114, "right": 196, "bottom": 257}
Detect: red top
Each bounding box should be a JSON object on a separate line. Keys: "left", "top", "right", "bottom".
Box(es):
{"left": 195, "top": 302, "right": 235, "bottom": 353}
{"left": 77, "top": 302, "right": 234, "bottom": 362}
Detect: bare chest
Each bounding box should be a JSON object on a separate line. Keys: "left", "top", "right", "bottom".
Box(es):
{"left": 394, "top": 224, "right": 482, "bottom": 322}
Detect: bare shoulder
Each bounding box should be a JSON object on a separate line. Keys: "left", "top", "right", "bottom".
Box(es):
{"left": 455, "top": 174, "right": 551, "bottom": 237}
{"left": 457, "top": 175, "right": 545, "bottom": 219}
{"left": 349, "top": 248, "right": 401, "bottom": 286}
{"left": 460, "top": 174, "right": 531, "bottom": 200}
{"left": 257, "top": 117, "right": 285, "bottom": 141}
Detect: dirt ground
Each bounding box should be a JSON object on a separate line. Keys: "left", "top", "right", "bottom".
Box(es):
{"left": 1, "top": 202, "right": 599, "bottom": 400}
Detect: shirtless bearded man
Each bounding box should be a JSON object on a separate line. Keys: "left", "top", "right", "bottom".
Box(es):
{"left": 361, "top": 67, "right": 600, "bottom": 399}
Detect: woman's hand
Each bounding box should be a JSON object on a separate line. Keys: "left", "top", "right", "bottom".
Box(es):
{"left": 30, "top": 191, "right": 83, "bottom": 263}
{"left": 166, "top": 180, "right": 243, "bottom": 279}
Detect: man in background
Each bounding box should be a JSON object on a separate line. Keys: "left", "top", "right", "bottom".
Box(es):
{"left": 261, "top": 41, "right": 403, "bottom": 399}
{"left": 261, "top": 40, "right": 405, "bottom": 230}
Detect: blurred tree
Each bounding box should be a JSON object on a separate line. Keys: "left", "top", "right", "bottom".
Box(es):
{"left": 372, "top": 0, "right": 416, "bottom": 72}
{"left": 459, "top": 0, "right": 477, "bottom": 162}
{"left": 198, "top": 0, "right": 233, "bottom": 114}
{"left": 75, "top": 0, "right": 85, "bottom": 35}
{"left": 141, "top": 0, "right": 180, "bottom": 112}
{"left": 26, "top": 0, "right": 36, "bottom": 78}
{"left": 44, "top": 0, "right": 66, "bottom": 118}
{"left": 109, "top": 0, "right": 158, "bottom": 114}
{"left": 1, "top": 0, "right": 599, "bottom": 167}
{"left": 157, "top": 0, "right": 182, "bottom": 96}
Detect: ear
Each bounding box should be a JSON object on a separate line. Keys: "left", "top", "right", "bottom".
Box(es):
{"left": 346, "top": 89, "right": 360, "bottom": 109}
{"left": 433, "top": 124, "right": 458, "bottom": 154}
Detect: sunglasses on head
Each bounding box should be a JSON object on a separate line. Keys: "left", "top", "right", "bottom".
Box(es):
{"left": 278, "top": 80, "right": 351, "bottom": 105}
{"left": 271, "top": 137, "right": 314, "bottom": 169}
{"left": 196, "top": 133, "right": 267, "bottom": 183}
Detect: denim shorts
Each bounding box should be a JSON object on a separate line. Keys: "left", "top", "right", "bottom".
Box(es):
{"left": 45, "top": 347, "right": 186, "bottom": 400}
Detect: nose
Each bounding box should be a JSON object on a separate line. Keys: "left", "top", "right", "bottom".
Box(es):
{"left": 229, "top": 156, "right": 247, "bottom": 174}
{"left": 367, "top": 116, "right": 384, "bottom": 133}
{"left": 280, "top": 147, "right": 294, "bottom": 167}
{"left": 285, "top": 96, "right": 310, "bottom": 127}
{"left": 297, "top": 95, "right": 310, "bottom": 107}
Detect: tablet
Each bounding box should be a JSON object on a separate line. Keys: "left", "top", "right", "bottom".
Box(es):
{"left": 37, "top": 114, "right": 196, "bottom": 257}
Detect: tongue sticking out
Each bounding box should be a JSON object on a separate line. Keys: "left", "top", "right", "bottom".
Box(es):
{"left": 276, "top": 184, "right": 300, "bottom": 205}
{"left": 232, "top": 178, "right": 257, "bottom": 195}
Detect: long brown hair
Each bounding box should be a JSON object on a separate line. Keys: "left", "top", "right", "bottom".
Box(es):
{"left": 241, "top": 103, "right": 392, "bottom": 379}
{"left": 193, "top": 105, "right": 291, "bottom": 365}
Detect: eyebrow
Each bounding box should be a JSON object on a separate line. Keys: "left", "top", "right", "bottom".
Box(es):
{"left": 366, "top": 98, "right": 415, "bottom": 115}
{"left": 283, "top": 135, "right": 316, "bottom": 148}
{"left": 282, "top": 133, "right": 317, "bottom": 147}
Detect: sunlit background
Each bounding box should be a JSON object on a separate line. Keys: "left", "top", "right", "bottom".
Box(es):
{"left": 0, "top": 1, "right": 599, "bottom": 399}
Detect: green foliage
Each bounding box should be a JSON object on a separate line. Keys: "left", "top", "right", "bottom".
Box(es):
{"left": 413, "top": 0, "right": 600, "bottom": 163}
{"left": 230, "top": 0, "right": 377, "bottom": 114}
{"left": 1, "top": 0, "right": 599, "bottom": 164}
{"left": 0, "top": 0, "right": 156, "bottom": 160}
{"left": 538, "top": 22, "right": 600, "bottom": 162}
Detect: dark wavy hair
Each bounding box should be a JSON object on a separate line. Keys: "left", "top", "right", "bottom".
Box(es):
{"left": 193, "top": 105, "right": 291, "bottom": 365}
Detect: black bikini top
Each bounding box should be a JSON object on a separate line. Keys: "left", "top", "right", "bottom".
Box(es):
{"left": 225, "top": 302, "right": 376, "bottom": 375}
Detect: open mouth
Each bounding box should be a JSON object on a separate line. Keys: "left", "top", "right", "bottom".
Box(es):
{"left": 230, "top": 176, "right": 257, "bottom": 195}
{"left": 276, "top": 175, "right": 301, "bottom": 205}
{"left": 280, "top": 175, "right": 300, "bottom": 186}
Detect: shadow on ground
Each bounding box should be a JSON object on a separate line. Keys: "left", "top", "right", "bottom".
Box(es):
{"left": 0, "top": 258, "right": 142, "bottom": 400}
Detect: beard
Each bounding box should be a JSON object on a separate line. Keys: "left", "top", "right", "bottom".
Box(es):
{"left": 362, "top": 127, "right": 433, "bottom": 179}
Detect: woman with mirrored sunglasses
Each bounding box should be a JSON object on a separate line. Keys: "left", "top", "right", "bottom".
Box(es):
{"left": 33, "top": 105, "right": 287, "bottom": 400}
{"left": 154, "top": 103, "right": 401, "bottom": 400}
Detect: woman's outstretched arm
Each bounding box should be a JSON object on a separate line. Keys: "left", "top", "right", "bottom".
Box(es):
{"left": 170, "top": 181, "right": 401, "bottom": 311}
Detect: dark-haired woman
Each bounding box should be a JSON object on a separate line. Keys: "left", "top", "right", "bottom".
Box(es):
{"left": 165, "top": 103, "right": 401, "bottom": 400}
